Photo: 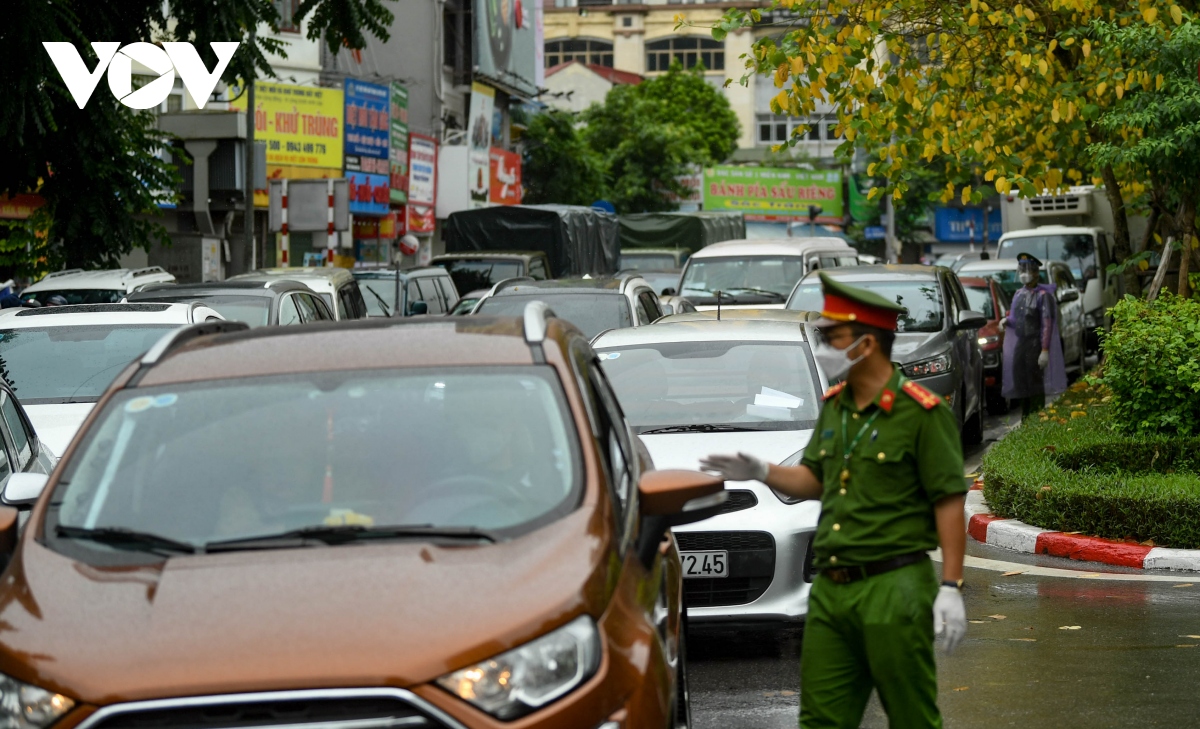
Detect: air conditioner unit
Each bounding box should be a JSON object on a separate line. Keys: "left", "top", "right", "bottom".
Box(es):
{"left": 1022, "top": 193, "right": 1091, "bottom": 217}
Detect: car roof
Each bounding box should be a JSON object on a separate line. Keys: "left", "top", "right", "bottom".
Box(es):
{"left": 999, "top": 225, "right": 1102, "bottom": 239}
{"left": 957, "top": 260, "right": 1020, "bottom": 272}
{"left": 128, "top": 280, "right": 312, "bottom": 298}
{"left": 494, "top": 278, "right": 625, "bottom": 294}
{"left": 229, "top": 268, "right": 353, "bottom": 290}
{"left": 0, "top": 303, "right": 201, "bottom": 328}
{"left": 593, "top": 317, "right": 814, "bottom": 348}
{"left": 23, "top": 267, "right": 175, "bottom": 292}
{"left": 799, "top": 263, "right": 941, "bottom": 283}
{"left": 690, "top": 237, "right": 854, "bottom": 258}
{"left": 135, "top": 317, "right": 570, "bottom": 387}
{"left": 431, "top": 252, "right": 544, "bottom": 261}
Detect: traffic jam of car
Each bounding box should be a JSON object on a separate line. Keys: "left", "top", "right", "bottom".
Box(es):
{"left": 0, "top": 218, "right": 1107, "bottom": 729}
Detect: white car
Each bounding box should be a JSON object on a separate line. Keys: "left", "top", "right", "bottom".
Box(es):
{"left": 677, "top": 238, "right": 859, "bottom": 311}
{"left": 0, "top": 302, "right": 223, "bottom": 455}
{"left": 20, "top": 267, "right": 175, "bottom": 305}
{"left": 594, "top": 311, "right": 828, "bottom": 626}
{"left": 228, "top": 267, "right": 368, "bottom": 320}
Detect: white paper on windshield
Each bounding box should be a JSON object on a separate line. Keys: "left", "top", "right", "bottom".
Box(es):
{"left": 754, "top": 386, "right": 804, "bottom": 409}
{"left": 745, "top": 404, "right": 796, "bottom": 421}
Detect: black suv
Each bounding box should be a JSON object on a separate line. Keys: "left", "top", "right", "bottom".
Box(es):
{"left": 470, "top": 274, "right": 664, "bottom": 339}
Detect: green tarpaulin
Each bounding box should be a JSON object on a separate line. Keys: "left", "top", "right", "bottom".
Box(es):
{"left": 443, "top": 205, "right": 620, "bottom": 278}
{"left": 618, "top": 212, "right": 745, "bottom": 252}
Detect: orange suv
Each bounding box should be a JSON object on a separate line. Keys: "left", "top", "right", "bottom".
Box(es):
{"left": 0, "top": 305, "right": 724, "bottom": 729}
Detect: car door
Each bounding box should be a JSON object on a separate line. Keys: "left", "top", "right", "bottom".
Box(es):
{"left": 1052, "top": 264, "right": 1084, "bottom": 363}
{"left": 277, "top": 294, "right": 304, "bottom": 325}
{"left": 435, "top": 275, "right": 460, "bottom": 313}
{"left": 942, "top": 273, "right": 975, "bottom": 416}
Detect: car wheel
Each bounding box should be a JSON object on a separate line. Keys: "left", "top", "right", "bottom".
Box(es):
{"left": 673, "top": 607, "right": 692, "bottom": 729}
{"left": 962, "top": 385, "right": 984, "bottom": 445}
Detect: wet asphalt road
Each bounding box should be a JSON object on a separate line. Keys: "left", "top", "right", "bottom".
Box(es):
{"left": 686, "top": 403, "right": 1200, "bottom": 728}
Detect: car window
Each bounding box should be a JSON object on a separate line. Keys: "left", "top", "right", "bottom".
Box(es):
{"left": 417, "top": 279, "right": 446, "bottom": 314}
{"left": 680, "top": 256, "right": 803, "bottom": 305}
{"left": 349, "top": 283, "right": 368, "bottom": 318}
{"left": 293, "top": 293, "right": 321, "bottom": 323}
{"left": 528, "top": 258, "right": 549, "bottom": 280}
{"left": 963, "top": 284, "right": 996, "bottom": 319}
{"left": 52, "top": 369, "right": 583, "bottom": 551}
{"left": 0, "top": 391, "right": 33, "bottom": 469}
{"left": 636, "top": 290, "right": 661, "bottom": 323}
{"left": 335, "top": 286, "right": 355, "bottom": 320}
{"left": 999, "top": 234, "right": 1097, "bottom": 283}
{"left": 634, "top": 294, "right": 652, "bottom": 325}
{"left": 1053, "top": 266, "right": 1075, "bottom": 291}
{"left": 406, "top": 281, "right": 423, "bottom": 314}
{"left": 588, "top": 364, "right": 634, "bottom": 515}
{"left": 788, "top": 279, "right": 945, "bottom": 332}
{"left": 436, "top": 277, "right": 459, "bottom": 310}
{"left": 308, "top": 294, "right": 335, "bottom": 320}
{"left": 440, "top": 259, "right": 524, "bottom": 293}
{"left": 277, "top": 295, "right": 303, "bottom": 325}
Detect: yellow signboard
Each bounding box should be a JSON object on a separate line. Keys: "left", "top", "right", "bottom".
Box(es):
{"left": 230, "top": 82, "right": 343, "bottom": 169}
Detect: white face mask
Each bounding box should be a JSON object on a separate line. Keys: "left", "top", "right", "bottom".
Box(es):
{"left": 814, "top": 335, "right": 868, "bottom": 380}
{"left": 1019, "top": 271, "right": 1035, "bottom": 285}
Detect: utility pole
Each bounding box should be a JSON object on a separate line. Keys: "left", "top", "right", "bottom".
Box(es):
{"left": 885, "top": 193, "right": 898, "bottom": 263}
{"left": 243, "top": 30, "right": 257, "bottom": 272}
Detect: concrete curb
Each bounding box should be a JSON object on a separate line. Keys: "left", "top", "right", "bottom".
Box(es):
{"left": 963, "top": 480, "right": 1200, "bottom": 572}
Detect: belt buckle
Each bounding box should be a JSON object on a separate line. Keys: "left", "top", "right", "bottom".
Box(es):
{"left": 827, "top": 568, "right": 851, "bottom": 584}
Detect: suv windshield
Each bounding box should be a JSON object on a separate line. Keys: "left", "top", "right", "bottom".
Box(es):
{"left": 21, "top": 289, "right": 124, "bottom": 305}
{"left": 440, "top": 260, "right": 524, "bottom": 294}
{"left": 0, "top": 325, "right": 178, "bottom": 403}
{"left": 999, "top": 234, "right": 1097, "bottom": 282}
{"left": 51, "top": 369, "right": 580, "bottom": 550}
{"left": 598, "top": 341, "right": 820, "bottom": 432}
{"left": 477, "top": 293, "right": 632, "bottom": 338}
{"left": 789, "top": 280, "right": 945, "bottom": 332}
{"left": 355, "top": 277, "right": 399, "bottom": 317}
{"left": 679, "top": 257, "right": 804, "bottom": 304}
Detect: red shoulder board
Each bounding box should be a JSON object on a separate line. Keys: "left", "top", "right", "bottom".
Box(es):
{"left": 901, "top": 380, "right": 941, "bottom": 410}
{"left": 823, "top": 382, "right": 846, "bottom": 400}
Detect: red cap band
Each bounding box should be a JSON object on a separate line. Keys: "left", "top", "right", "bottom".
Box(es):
{"left": 821, "top": 291, "right": 901, "bottom": 331}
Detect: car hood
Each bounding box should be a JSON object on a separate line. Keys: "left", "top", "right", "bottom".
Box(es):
{"left": 638, "top": 429, "right": 812, "bottom": 471}
{"left": 22, "top": 403, "right": 95, "bottom": 457}
{"left": 0, "top": 508, "right": 610, "bottom": 704}
{"left": 890, "top": 332, "right": 949, "bottom": 363}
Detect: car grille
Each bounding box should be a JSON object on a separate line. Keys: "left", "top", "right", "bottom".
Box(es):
{"left": 717, "top": 489, "right": 757, "bottom": 515}
{"left": 82, "top": 694, "right": 459, "bottom": 729}
{"left": 676, "top": 531, "right": 775, "bottom": 608}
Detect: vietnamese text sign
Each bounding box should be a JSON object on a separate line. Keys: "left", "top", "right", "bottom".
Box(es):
{"left": 934, "top": 206, "right": 1002, "bottom": 242}
{"left": 390, "top": 82, "right": 410, "bottom": 204}
{"left": 230, "top": 81, "right": 342, "bottom": 169}
{"left": 344, "top": 79, "right": 390, "bottom": 176}
{"left": 489, "top": 148, "right": 522, "bottom": 205}
{"left": 703, "top": 166, "right": 843, "bottom": 219}
{"left": 348, "top": 171, "right": 390, "bottom": 216}
{"left": 409, "top": 133, "right": 438, "bottom": 208}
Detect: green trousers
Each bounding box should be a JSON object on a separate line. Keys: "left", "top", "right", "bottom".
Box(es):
{"left": 799, "top": 560, "right": 941, "bottom": 728}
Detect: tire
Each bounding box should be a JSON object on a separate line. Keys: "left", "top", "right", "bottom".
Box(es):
{"left": 673, "top": 608, "right": 692, "bottom": 729}
{"left": 962, "top": 385, "right": 984, "bottom": 445}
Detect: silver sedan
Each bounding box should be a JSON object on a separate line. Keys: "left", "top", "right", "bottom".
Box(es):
{"left": 595, "top": 310, "right": 829, "bottom": 627}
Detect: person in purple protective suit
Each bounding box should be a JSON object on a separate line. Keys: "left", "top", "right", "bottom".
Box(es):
{"left": 1000, "top": 252, "right": 1066, "bottom": 418}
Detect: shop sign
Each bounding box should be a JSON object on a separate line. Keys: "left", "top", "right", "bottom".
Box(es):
{"left": 702, "top": 165, "right": 843, "bottom": 220}
{"left": 0, "top": 194, "right": 45, "bottom": 220}
{"left": 473, "top": 0, "right": 538, "bottom": 97}
{"left": 390, "top": 82, "right": 410, "bottom": 204}
{"left": 343, "top": 79, "right": 390, "bottom": 176}
{"left": 409, "top": 133, "right": 437, "bottom": 207}
{"left": 348, "top": 171, "right": 390, "bottom": 216}
{"left": 407, "top": 204, "right": 435, "bottom": 234}
{"left": 468, "top": 83, "right": 495, "bottom": 208}
{"left": 353, "top": 217, "right": 380, "bottom": 240}
{"left": 230, "top": 81, "right": 343, "bottom": 168}
{"left": 379, "top": 211, "right": 401, "bottom": 239}
{"left": 488, "top": 148, "right": 522, "bottom": 205}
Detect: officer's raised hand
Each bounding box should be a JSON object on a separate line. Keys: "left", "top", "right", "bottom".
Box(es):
{"left": 934, "top": 584, "right": 967, "bottom": 653}
{"left": 699, "top": 452, "right": 769, "bottom": 483}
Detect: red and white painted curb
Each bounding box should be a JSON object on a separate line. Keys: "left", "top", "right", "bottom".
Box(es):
{"left": 964, "top": 481, "right": 1200, "bottom": 572}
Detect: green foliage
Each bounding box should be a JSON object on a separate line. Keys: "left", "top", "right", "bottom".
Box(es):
{"left": 0, "top": 0, "right": 394, "bottom": 274}
{"left": 521, "top": 109, "right": 606, "bottom": 206}
{"left": 982, "top": 384, "right": 1200, "bottom": 548}
{"left": 1100, "top": 293, "right": 1200, "bottom": 435}
{"left": 575, "top": 63, "right": 739, "bottom": 213}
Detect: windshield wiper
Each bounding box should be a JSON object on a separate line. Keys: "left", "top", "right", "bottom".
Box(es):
{"left": 639, "top": 424, "right": 759, "bottom": 435}
{"left": 205, "top": 523, "right": 497, "bottom": 552}
{"left": 724, "top": 287, "right": 786, "bottom": 301}
{"left": 56, "top": 525, "right": 198, "bottom": 555}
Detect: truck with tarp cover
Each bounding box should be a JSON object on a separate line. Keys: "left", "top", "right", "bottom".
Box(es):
{"left": 442, "top": 205, "right": 620, "bottom": 279}
{"left": 617, "top": 212, "right": 745, "bottom": 269}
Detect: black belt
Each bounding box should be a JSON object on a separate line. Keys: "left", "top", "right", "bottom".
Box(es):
{"left": 819, "top": 551, "right": 929, "bottom": 585}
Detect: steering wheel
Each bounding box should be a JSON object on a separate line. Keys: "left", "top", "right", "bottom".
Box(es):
{"left": 408, "top": 474, "right": 530, "bottom": 524}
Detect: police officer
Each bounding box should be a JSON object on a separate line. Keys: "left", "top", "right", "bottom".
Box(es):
{"left": 1000, "top": 252, "right": 1066, "bottom": 419}
{"left": 701, "top": 273, "right": 968, "bottom": 728}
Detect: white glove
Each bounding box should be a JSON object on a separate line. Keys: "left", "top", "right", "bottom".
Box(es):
{"left": 933, "top": 585, "right": 966, "bottom": 654}
{"left": 1038, "top": 349, "right": 1049, "bottom": 369}
{"left": 998, "top": 317, "right": 1007, "bottom": 331}
{"left": 699, "top": 452, "right": 769, "bottom": 483}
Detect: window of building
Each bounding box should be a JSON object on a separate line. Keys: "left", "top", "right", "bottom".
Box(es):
{"left": 274, "top": 0, "right": 300, "bottom": 32}
{"left": 622, "top": 16, "right": 633, "bottom": 27}
{"left": 545, "top": 39, "right": 614, "bottom": 68}
{"left": 645, "top": 37, "right": 724, "bottom": 72}
{"left": 443, "top": 0, "right": 473, "bottom": 78}
{"left": 755, "top": 114, "right": 840, "bottom": 146}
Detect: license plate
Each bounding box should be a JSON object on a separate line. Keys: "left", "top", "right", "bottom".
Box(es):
{"left": 680, "top": 550, "right": 728, "bottom": 578}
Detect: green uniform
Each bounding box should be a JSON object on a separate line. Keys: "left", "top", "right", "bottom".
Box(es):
{"left": 798, "top": 366, "right": 966, "bottom": 728}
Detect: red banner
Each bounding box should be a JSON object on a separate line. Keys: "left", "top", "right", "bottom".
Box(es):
{"left": 407, "top": 204, "right": 435, "bottom": 234}
{"left": 489, "top": 148, "right": 523, "bottom": 205}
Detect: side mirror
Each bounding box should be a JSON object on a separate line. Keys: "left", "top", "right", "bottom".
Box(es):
{"left": 408, "top": 300, "right": 429, "bottom": 316}
{"left": 1059, "top": 289, "right": 1080, "bottom": 303}
{"left": 956, "top": 310, "right": 988, "bottom": 331}
{"left": 2, "top": 473, "right": 48, "bottom": 506}
{"left": 635, "top": 470, "right": 726, "bottom": 568}
{"left": 660, "top": 287, "right": 676, "bottom": 296}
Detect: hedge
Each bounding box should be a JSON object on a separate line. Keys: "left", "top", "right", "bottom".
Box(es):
{"left": 981, "top": 381, "right": 1200, "bottom": 549}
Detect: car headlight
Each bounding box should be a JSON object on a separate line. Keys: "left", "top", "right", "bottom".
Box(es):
{"left": 902, "top": 353, "right": 953, "bottom": 379}
{"left": 977, "top": 335, "right": 1001, "bottom": 348}
{"left": 437, "top": 615, "right": 601, "bottom": 720}
{"left": 0, "top": 673, "right": 73, "bottom": 728}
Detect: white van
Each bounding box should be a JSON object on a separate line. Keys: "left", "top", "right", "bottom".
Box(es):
{"left": 676, "top": 237, "right": 859, "bottom": 310}
{"left": 20, "top": 267, "right": 176, "bottom": 305}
